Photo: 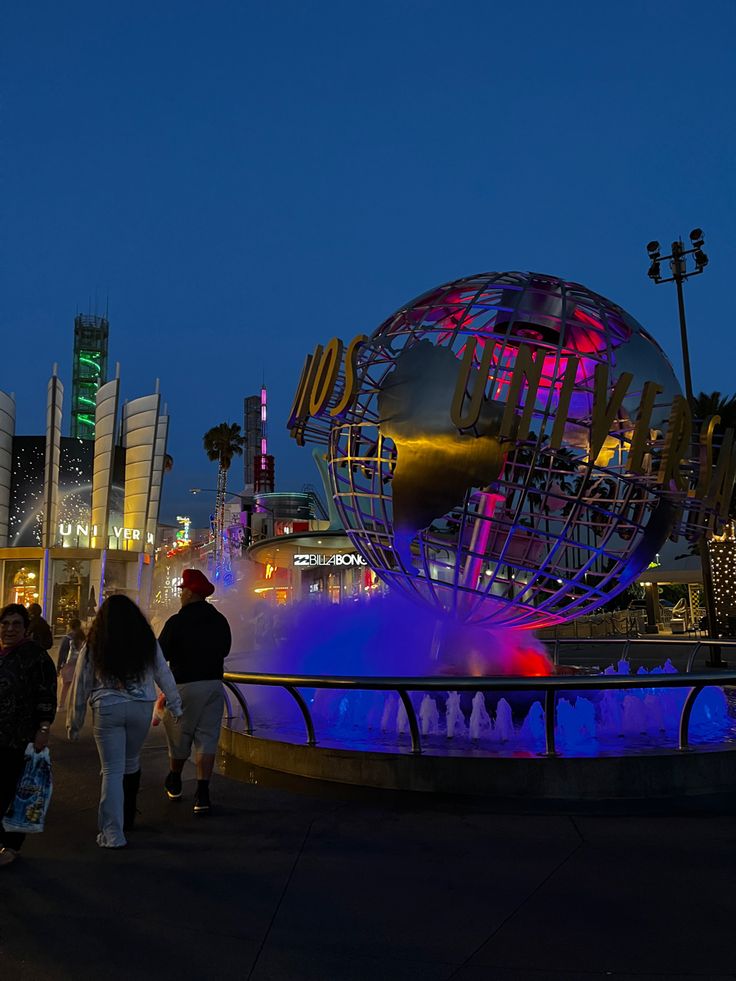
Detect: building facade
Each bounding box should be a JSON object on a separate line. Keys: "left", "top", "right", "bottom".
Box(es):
{"left": 0, "top": 369, "right": 169, "bottom": 632}
{"left": 242, "top": 394, "right": 260, "bottom": 494}
{"left": 243, "top": 387, "right": 274, "bottom": 495}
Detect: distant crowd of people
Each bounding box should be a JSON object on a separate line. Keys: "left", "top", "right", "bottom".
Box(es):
{"left": 0, "top": 568, "right": 232, "bottom": 866}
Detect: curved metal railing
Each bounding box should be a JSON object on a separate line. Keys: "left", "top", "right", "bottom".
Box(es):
{"left": 222, "top": 667, "right": 736, "bottom": 758}
{"left": 547, "top": 637, "right": 736, "bottom": 674}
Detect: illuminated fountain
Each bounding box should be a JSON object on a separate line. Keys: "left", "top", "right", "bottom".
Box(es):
{"left": 234, "top": 592, "right": 734, "bottom": 762}
{"left": 222, "top": 271, "right": 736, "bottom": 798}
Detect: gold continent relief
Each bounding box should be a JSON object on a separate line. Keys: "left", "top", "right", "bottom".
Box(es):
{"left": 377, "top": 342, "right": 504, "bottom": 560}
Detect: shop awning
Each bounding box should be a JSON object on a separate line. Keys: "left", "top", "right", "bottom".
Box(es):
{"left": 635, "top": 567, "right": 703, "bottom": 584}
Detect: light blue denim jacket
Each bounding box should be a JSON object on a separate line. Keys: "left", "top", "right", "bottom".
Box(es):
{"left": 67, "top": 641, "right": 183, "bottom": 737}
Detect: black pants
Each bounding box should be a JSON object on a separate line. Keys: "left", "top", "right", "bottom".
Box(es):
{"left": 0, "top": 746, "right": 28, "bottom": 851}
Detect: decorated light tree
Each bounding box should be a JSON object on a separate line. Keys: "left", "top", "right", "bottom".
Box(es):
{"left": 693, "top": 392, "right": 736, "bottom": 635}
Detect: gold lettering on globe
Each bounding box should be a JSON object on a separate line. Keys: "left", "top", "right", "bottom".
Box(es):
{"left": 288, "top": 332, "right": 736, "bottom": 524}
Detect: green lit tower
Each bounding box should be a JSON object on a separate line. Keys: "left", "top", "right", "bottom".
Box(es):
{"left": 70, "top": 314, "right": 109, "bottom": 439}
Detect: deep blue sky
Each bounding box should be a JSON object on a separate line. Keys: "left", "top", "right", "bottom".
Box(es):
{"left": 3, "top": 1, "right": 734, "bottom": 525}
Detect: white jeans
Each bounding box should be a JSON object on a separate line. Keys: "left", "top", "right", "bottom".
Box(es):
{"left": 92, "top": 699, "right": 153, "bottom": 847}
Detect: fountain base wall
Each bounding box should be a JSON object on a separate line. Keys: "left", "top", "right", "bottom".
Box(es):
{"left": 220, "top": 728, "right": 736, "bottom": 801}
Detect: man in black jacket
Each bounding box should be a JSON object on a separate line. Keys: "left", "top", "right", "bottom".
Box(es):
{"left": 159, "top": 569, "right": 231, "bottom": 814}
{"left": 27, "top": 604, "right": 53, "bottom": 652}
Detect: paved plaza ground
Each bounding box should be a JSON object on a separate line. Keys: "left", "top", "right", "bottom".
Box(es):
{"left": 2, "top": 716, "right": 736, "bottom": 981}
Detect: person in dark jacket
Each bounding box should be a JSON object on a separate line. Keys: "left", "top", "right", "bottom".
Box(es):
{"left": 159, "top": 569, "right": 231, "bottom": 814}
{"left": 0, "top": 603, "right": 57, "bottom": 867}
{"left": 27, "top": 603, "right": 53, "bottom": 651}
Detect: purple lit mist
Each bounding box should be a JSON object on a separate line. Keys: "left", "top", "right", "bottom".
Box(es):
{"left": 224, "top": 595, "right": 734, "bottom": 758}
{"left": 263, "top": 594, "right": 552, "bottom": 677}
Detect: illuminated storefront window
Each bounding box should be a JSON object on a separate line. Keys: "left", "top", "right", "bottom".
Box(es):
{"left": 49, "top": 559, "right": 92, "bottom": 633}
{"left": 4, "top": 562, "right": 41, "bottom": 606}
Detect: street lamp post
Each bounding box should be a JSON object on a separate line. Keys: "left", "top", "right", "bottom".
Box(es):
{"left": 646, "top": 230, "right": 708, "bottom": 400}
{"left": 645, "top": 230, "right": 722, "bottom": 659}
{"left": 190, "top": 487, "right": 247, "bottom": 506}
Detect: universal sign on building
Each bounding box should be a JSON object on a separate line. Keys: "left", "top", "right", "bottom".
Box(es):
{"left": 58, "top": 523, "right": 155, "bottom": 547}
{"left": 293, "top": 553, "right": 367, "bottom": 567}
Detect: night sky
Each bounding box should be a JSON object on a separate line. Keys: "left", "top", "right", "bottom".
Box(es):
{"left": 3, "top": 1, "right": 734, "bottom": 525}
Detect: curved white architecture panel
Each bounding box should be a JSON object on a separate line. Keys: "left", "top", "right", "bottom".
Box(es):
{"left": 91, "top": 379, "right": 120, "bottom": 549}
{"left": 0, "top": 390, "right": 16, "bottom": 547}
{"left": 43, "top": 375, "right": 63, "bottom": 547}
{"left": 146, "top": 413, "right": 169, "bottom": 555}
{"left": 122, "top": 393, "right": 160, "bottom": 552}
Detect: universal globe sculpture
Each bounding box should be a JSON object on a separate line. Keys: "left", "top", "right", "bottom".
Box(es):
{"left": 289, "top": 271, "right": 720, "bottom": 629}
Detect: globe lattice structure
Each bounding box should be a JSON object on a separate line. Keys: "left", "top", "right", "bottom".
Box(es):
{"left": 319, "top": 271, "right": 694, "bottom": 629}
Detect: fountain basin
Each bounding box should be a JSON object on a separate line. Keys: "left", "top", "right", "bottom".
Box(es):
{"left": 220, "top": 728, "right": 736, "bottom": 801}
{"left": 221, "top": 668, "right": 736, "bottom": 801}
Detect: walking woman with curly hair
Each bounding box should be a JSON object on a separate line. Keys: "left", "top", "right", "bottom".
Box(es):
{"left": 67, "top": 595, "right": 182, "bottom": 848}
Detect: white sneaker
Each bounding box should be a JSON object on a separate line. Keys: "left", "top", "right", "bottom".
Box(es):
{"left": 96, "top": 833, "right": 127, "bottom": 849}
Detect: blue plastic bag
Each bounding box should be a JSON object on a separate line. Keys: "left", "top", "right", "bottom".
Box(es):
{"left": 2, "top": 743, "right": 53, "bottom": 834}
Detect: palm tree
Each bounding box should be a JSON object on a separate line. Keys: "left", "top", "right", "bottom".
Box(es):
{"left": 692, "top": 391, "right": 736, "bottom": 429}
{"left": 203, "top": 422, "right": 244, "bottom": 571}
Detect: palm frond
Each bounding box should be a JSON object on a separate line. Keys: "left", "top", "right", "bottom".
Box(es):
{"left": 203, "top": 421, "right": 245, "bottom": 469}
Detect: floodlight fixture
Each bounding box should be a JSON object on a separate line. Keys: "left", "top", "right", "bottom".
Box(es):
{"left": 643, "top": 222, "right": 717, "bottom": 655}
{"left": 670, "top": 257, "right": 686, "bottom": 277}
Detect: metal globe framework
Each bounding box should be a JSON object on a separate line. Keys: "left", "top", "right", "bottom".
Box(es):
{"left": 295, "top": 272, "right": 721, "bottom": 629}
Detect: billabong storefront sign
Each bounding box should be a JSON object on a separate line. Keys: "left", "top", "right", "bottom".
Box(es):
{"left": 294, "top": 552, "right": 367, "bottom": 567}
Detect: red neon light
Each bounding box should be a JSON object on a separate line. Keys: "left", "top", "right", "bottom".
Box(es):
{"left": 573, "top": 308, "right": 604, "bottom": 330}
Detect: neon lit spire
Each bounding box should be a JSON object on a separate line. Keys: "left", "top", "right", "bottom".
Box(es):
{"left": 261, "top": 385, "right": 267, "bottom": 469}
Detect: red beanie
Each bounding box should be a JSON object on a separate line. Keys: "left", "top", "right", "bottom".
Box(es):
{"left": 179, "top": 568, "right": 215, "bottom": 597}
